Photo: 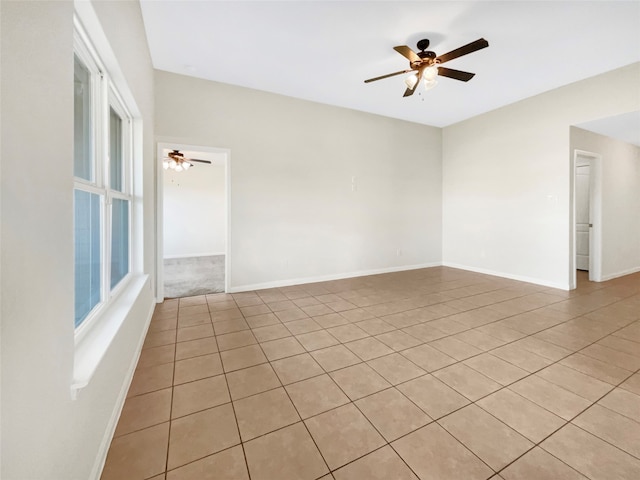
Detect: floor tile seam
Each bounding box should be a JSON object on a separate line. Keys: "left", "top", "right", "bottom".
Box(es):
{"left": 142, "top": 338, "right": 178, "bottom": 350}
{"left": 574, "top": 350, "right": 638, "bottom": 375}
{"left": 353, "top": 382, "right": 439, "bottom": 430}
{"left": 160, "top": 440, "right": 243, "bottom": 478}
{"left": 535, "top": 423, "right": 638, "bottom": 477}
{"left": 136, "top": 357, "right": 177, "bottom": 370}
{"left": 568, "top": 412, "right": 640, "bottom": 461}
{"left": 174, "top": 372, "right": 229, "bottom": 390}
{"left": 163, "top": 334, "right": 179, "bottom": 475}
{"left": 585, "top": 395, "right": 640, "bottom": 426}
{"left": 147, "top": 322, "right": 179, "bottom": 332}
{"left": 494, "top": 436, "right": 584, "bottom": 479}
{"left": 261, "top": 340, "right": 334, "bottom": 479}
{"left": 434, "top": 410, "right": 536, "bottom": 474}
{"left": 400, "top": 415, "right": 498, "bottom": 476}
{"left": 175, "top": 332, "right": 217, "bottom": 344}
{"left": 325, "top": 443, "right": 420, "bottom": 480}
{"left": 150, "top": 279, "right": 636, "bottom": 471}
{"left": 340, "top": 283, "right": 533, "bottom": 320}
{"left": 222, "top": 359, "right": 273, "bottom": 376}
{"left": 440, "top": 323, "right": 639, "bottom": 476}
{"left": 554, "top": 322, "right": 640, "bottom": 387}
{"left": 218, "top": 349, "right": 253, "bottom": 480}
{"left": 490, "top": 334, "right": 634, "bottom": 428}
{"left": 455, "top": 306, "right": 637, "bottom": 382}
{"left": 571, "top": 398, "right": 640, "bottom": 432}
{"left": 112, "top": 418, "right": 172, "bottom": 442}
{"left": 175, "top": 348, "right": 222, "bottom": 363}
{"left": 305, "top": 371, "right": 412, "bottom": 473}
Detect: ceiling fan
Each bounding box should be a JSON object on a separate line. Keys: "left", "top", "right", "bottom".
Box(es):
{"left": 162, "top": 149, "right": 212, "bottom": 172}
{"left": 364, "top": 38, "right": 489, "bottom": 97}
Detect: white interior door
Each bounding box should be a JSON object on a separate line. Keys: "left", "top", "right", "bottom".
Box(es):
{"left": 576, "top": 163, "right": 590, "bottom": 271}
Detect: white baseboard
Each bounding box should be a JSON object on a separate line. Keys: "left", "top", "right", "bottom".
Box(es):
{"left": 442, "top": 262, "right": 571, "bottom": 291}
{"left": 227, "top": 262, "right": 442, "bottom": 293}
{"left": 89, "top": 296, "right": 156, "bottom": 480}
{"left": 600, "top": 266, "right": 640, "bottom": 282}
{"left": 164, "top": 252, "right": 225, "bottom": 259}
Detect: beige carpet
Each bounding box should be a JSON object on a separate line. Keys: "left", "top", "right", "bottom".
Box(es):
{"left": 163, "top": 255, "right": 225, "bottom": 298}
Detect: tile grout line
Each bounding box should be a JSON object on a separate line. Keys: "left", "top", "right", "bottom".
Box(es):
{"left": 131, "top": 272, "right": 639, "bottom": 479}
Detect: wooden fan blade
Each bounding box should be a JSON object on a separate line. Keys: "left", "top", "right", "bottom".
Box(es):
{"left": 436, "top": 38, "right": 489, "bottom": 64}
{"left": 402, "top": 88, "right": 414, "bottom": 97}
{"left": 437, "top": 67, "right": 475, "bottom": 82}
{"left": 188, "top": 158, "right": 212, "bottom": 164}
{"left": 364, "top": 69, "right": 413, "bottom": 83}
{"left": 393, "top": 45, "right": 421, "bottom": 63}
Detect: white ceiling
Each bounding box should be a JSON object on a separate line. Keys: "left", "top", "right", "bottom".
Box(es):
{"left": 578, "top": 111, "right": 640, "bottom": 147}
{"left": 140, "top": 1, "right": 640, "bottom": 128}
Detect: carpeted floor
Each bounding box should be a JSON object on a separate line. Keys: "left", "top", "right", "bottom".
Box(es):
{"left": 163, "top": 255, "right": 225, "bottom": 298}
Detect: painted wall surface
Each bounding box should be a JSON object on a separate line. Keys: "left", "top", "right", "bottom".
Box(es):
{"left": 571, "top": 127, "right": 640, "bottom": 279}
{"left": 442, "top": 63, "right": 640, "bottom": 289}
{"left": 0, "top": 2, "right": 156, "bottom": 479}
{"left": 155, "top": 71, "right": 443, "bottom": 290}
{"left": 163, "top": 164, "right": 227, "bottom": 257}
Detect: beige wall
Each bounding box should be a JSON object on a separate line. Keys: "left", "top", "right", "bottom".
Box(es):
{"left": 0, "top": 1, "right": 156, "bottom": 479}
{"left": 442, "top": 63, "right": 640, "bottom": 289}
{"left": 571, "top": 127, "right": 640, "bottom": 279}
{"left": 155, "top": 71, "right": 443, "bottom": 291}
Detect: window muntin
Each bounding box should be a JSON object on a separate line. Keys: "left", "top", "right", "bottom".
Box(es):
{"left": 109, "top": 106, "right": 124, "bottom": 192}
{"left": 74, "top": 190, "right": 102, "bottom": 327}
{"left": 73, "top": 55, "right": 93, "bottom": 181}
{"left": 110, "top": 198, "right": 130, "bottom": 289}
{"left": 73, "top": 30, "right": 133, "bottom": 331}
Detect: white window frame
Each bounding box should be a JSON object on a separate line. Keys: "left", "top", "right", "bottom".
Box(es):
{"left": 73, "top": 21, "right": 134, "bottom": 342}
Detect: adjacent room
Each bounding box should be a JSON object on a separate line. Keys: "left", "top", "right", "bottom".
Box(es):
{"left": 1, "top": 1, "right": 639, "bottom": 480}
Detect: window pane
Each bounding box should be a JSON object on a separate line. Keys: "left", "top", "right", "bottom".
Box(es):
{"left": 74, "top": 190, "right": 101, "bottom": 327}
{"left": 74, "top": 55, "right": 93, "bottom": 181}
{"left": 109, "top": 107, "right": 123, "bottom": 191}
{"left": 111, "top": 198, "right": 129, "bottom": 289}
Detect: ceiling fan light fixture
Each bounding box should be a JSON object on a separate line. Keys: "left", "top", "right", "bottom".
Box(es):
{"left": 182, "top": 161, "right": 191, "bottom": 170}
{"left": 424, "top": 78, "right": 438, "bottom": 91}
{"left": 174, "top": 164, "right": 183, "bottom": 172}
{"left": 163, "top": 159, "right": 170, "bottom": 170}
{"left": 424, "top": 65, "right": 438, "bottom": 81}
{"left": 404, "top": 73, "right": 418, "bottom": 89}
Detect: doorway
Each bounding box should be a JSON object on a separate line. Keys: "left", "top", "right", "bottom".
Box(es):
{"left": 570, "top": 150, "right": 602, "bottom": 289}
{"left": 156, "top": 142, "right": 231, "bottom": 301}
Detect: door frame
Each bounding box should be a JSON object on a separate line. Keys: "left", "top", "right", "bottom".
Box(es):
{"left": 155, "top": 141, "right": 231, "bottom": 302}
{"left": 570, "top": 149, "right": 602, "bottom": 289}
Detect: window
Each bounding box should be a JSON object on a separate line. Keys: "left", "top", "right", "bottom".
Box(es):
{"left": 73, "top": 29, "right": 133, "bottom": 330}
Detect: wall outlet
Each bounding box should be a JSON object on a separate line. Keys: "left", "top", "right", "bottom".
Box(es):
{"left": 396, "top": 249, "right": 402, "bottom": 257}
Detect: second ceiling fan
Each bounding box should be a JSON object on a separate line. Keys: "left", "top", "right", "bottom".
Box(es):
{"left": 163, "top": 149, "right": 212, "bottom": 172}
{"left": 365, "top": 38, "right": 489, "bottom": 97}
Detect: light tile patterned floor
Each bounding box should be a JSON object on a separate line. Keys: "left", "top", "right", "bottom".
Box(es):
{"left": 101, "top": 267, "right": 640, "bottom": 480}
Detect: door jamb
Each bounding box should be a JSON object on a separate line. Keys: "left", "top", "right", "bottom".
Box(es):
{"left": 155, "top": 141, "right": 231, "bottom": 302}
{"left": 570, "top": 149, "right": 602, "bottom": 289}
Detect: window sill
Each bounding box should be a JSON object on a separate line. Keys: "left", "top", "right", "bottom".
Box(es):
{"left": 71, "top": 273, "right": 149, "bottom": 399}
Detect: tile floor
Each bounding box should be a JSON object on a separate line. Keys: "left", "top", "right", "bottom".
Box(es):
{"left": 101, "top": 267, "right": 640, "bottom": 480}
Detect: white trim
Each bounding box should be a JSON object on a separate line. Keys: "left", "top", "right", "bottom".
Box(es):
{"left": 570, "top": 150, "right": 603, "bottom": 289}
{"left": 227, "top": 262, "right": 442, "bottom": 293}
{"left": 163, "top": 252, "right": 226, "bottom": 260}
{"left": 88, "top": 291, "right": 155, "bottom": 480}
{"left": 156, "top": 141, "right": 231, "bottom": 302}
{"left": 600, "top": 266, "right": 640, "bottom": 282}
{"left": 71, "top": 274, "right": 149, "bottom": 397}
{"left": 442, "top": 262, "right": 570, "bottom": 291}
